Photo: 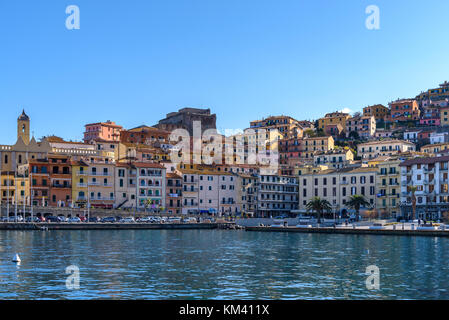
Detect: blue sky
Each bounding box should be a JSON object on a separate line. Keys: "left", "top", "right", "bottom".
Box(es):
{"left": 1, "top": 0, "right": 449, "bottom": 144}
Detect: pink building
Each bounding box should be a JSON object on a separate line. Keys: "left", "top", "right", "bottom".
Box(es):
{"left": 84, "top": 121, "right": 123, "bottom": 143}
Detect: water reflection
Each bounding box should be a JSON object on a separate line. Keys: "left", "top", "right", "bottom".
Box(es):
{"left": 0, "top": 230, "right": 448, "bottom": 299}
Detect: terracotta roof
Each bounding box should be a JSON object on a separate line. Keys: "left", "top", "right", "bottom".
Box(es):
{"left": 133, "top": 162, "right": 165, "bottom": 169}
{"left": 399, "top": 156, "right": 449, "bottom": 166}
{"left": 166, "top": 172, "right": 182, "bottom": 179}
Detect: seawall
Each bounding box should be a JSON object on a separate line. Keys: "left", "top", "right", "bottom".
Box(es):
{"left": 245, "top": 226, "right": 449, "bottom": 237}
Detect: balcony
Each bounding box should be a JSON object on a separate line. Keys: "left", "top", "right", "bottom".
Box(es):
{"left": 90, "top": 172, "right": 112, "bottom": 177}
{"left": 184, "top": 188, "right": 199, "bottom": 193}
{"left": 52, "top": 184, "right": 71, "bottom": 189}
{"left": 93, "top": 197, "right": 115, "bottom": 201}
{"left": 77, "top": 183, "right": 87, "bottom": 188}
{"left": 76, "top": 171, "right": 88, "bottom": 176}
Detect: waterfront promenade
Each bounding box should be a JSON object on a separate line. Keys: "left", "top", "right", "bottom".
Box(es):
{"left": 245, "top": 223, "right": 449, "bottom": 237}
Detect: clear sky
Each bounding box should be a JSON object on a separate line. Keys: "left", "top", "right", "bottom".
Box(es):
{"left": 1, "top": 0, "right": 449, "bottom": 144}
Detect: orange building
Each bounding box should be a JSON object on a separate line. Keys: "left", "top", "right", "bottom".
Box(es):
{"left": 166, "top": 172, "right": 182, "bottom": 214}
{"left": 48, "top": 155, "right": 72, "bottom": 207}
{"left": 29, "top": 159, "right": 50, "bottom": 206}
{"left": 84, "top": 121, "right": 122, "bottom": 143}
{"left": 387, "top": 99, "right": 420, "bottom": 122}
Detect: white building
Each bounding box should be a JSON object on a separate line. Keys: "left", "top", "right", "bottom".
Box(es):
{"left": 399, "top": 156, "right": 449, "bottom": 220}
{"left": 257, "top": 175, "right": 298, "bottom": 217}
{"left": 430, "top": 132, "right": 449, "bottom": 145}
{"left": 136, "top": 163, "right": 166, "bottom": 212}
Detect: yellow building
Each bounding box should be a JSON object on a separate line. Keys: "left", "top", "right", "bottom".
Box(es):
{"left": 441, "top": 107, "right": 449, "bottom": 126}
{"left": 71, "top": 160, "right": 89, "bottom": 208}
{"left": 376, "top": 159, "right": 401, "bottom": 217}
{"left": 0, "top": 172, "right": 15, "bottom": 205}
{"left": 318, "top": 111, "right": 351, "bottom": 132}
{"left": 421, "top": 142, "right": 449, "bottom": 154}
{"left": 300, "top": 136, "right": 335, "bottom": 159}
{"left": 363, "top": 104, "right": 389, "bottom": 121}
{"left": 249, "top": 115, "right": 304, "bottom": 139}
{"left": 294, "top": 164, "right": 329, "bottom": 176}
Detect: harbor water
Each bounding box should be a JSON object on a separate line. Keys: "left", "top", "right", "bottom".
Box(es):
{"left": 0, "top": 229, "right": 448, "bottom": 299}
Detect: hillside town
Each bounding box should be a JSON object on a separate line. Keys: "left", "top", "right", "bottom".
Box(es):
{"left": 1, "top": 80, "right": 449, "bottom": 221}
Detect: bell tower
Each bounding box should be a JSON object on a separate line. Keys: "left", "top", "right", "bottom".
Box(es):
{"left": 17, "top": 109, "right": 30, "bottom": 144}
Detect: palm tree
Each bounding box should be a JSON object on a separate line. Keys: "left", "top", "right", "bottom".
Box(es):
{"left": 409, "top": 186, "right": 418, "bottom": 221}
{"left": 306, "top": 197, "right": 332, "bottom": 224}
{"left": 347, "top": 195, "right": 370, "bottom": 221}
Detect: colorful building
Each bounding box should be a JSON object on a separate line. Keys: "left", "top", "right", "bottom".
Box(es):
{"left": 166, "top": 172, "right": 182, "bottom": 214}
{"left": 376, "top": 159, "right": 401, "bottom": 217}
{"left": 71, "top": 160, "right": 89, "bottom": 208}
{"left": 317, "top": 111, "right": 351, "bottom": 132}
{"left": 48, "top": 155, "right": 72, "bottom": 207}
{"left": 363, "top": 104, "right": 390, "bottom": 121}
{"left": 387, "top": 99, "right": 420, "bottom": 122}
{"left": 84, "top": 121, "right": 122, "bottom": 143}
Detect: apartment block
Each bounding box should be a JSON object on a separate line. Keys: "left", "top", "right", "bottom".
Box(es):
{"left": 300, "top": 136, "right": 335, "bottom": 160}
{"left": 363, "top": 104, "right": 389, "bottom": 121}
{"left": 166, "top": 172, "right": 182, "bottom": 214}
{"left": 313, "top": 149, "right": 354, "bottom": 169}
{"left": 298, "top": 167, "right": 377, "bottom": 216}
{"left": 400, "top": 156, "right": 449, "bottom": 220}
{"left": 318, "top": 111, "right": 351, "bottom": 132}
{"left": 84, "top": 121, "right": 123, "bottom": 143}
{"left": 345, "top": 115, "right": 376, "bottom": 139}
{"left": 357, "top": 140, "right": 416, "bottom": 159}
{"left": 136, "top": 162, "right": 166, "bottom": 212}
{"left": 114, "top": 162, "right": 137, "bottom": 209}
{"left": 376, "top": 160, "right": 401, "bottom": 217}
{"left": 256, "top": 175, "right": 298, "bottom": 217}
{"left": 387, "top": 99, "right": 420, "bottom": 122}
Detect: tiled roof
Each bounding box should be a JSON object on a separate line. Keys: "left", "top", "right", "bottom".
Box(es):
{"left": 399, "top": 156, "right": 449, "bottom": 166}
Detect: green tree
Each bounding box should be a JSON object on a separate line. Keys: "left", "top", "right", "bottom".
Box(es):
{"left": 306, "top": 197, "right": 332, "bottom": 223}
{"left": 347, "top": 195, "right": 370, "bottom": 220}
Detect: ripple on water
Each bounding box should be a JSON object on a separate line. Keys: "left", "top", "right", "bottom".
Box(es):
{"left": 1, "top": 230, "right": 449, "bottom": 299}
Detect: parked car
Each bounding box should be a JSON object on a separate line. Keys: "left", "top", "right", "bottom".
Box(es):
{"left": 68, "top": 217, "right": 81, "bottom": 223}
{"left": 101, "top": 216, "right": 116, "bottom": 223}
{"left": 37, "top": 216, "right": 46, "bottom": 222}
{"left": 150, "top": 216, "right": 161, "bottom": 223}
{"left": 88, "top": 217, "right": 100, "bottom": 222}
{"left": 7, "top": 216, "right": 23, "bottom": 222}
{"left": 167, "top": 217, "right": 182, "bottom": 223}
{"left": 26, "top": 216, "right": 40, "bottom": 222}
{"left": 79, "top": 216, "right": 86, "bottom": 222}
{"left": 274, "top": 215, "right": 288, "bottom": 219}
{"left": 120, "top": 217, "right": 135, "bottom": 223}
{"left": 57, "top": 216, "right": 67, "bottom": 222}
{"left": 183, "top": 217, "right": 197, "bottom": 223}
{"left": 137, "top": 217, "right": 151, "bottom": 223}
{"left": 46, "top": 216, "right": 59, "bottom": 223}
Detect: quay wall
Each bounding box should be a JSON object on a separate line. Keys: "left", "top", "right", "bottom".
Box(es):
{"left": 0, "top": 222, "right": 229, "bottom": 231}
{"left": 245, "top": 226, "right": 449, "bottom": 237}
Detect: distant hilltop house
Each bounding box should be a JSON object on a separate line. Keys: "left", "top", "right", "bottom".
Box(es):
{"left": 154, "top": 107, "right": 217, "bottom": 136}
